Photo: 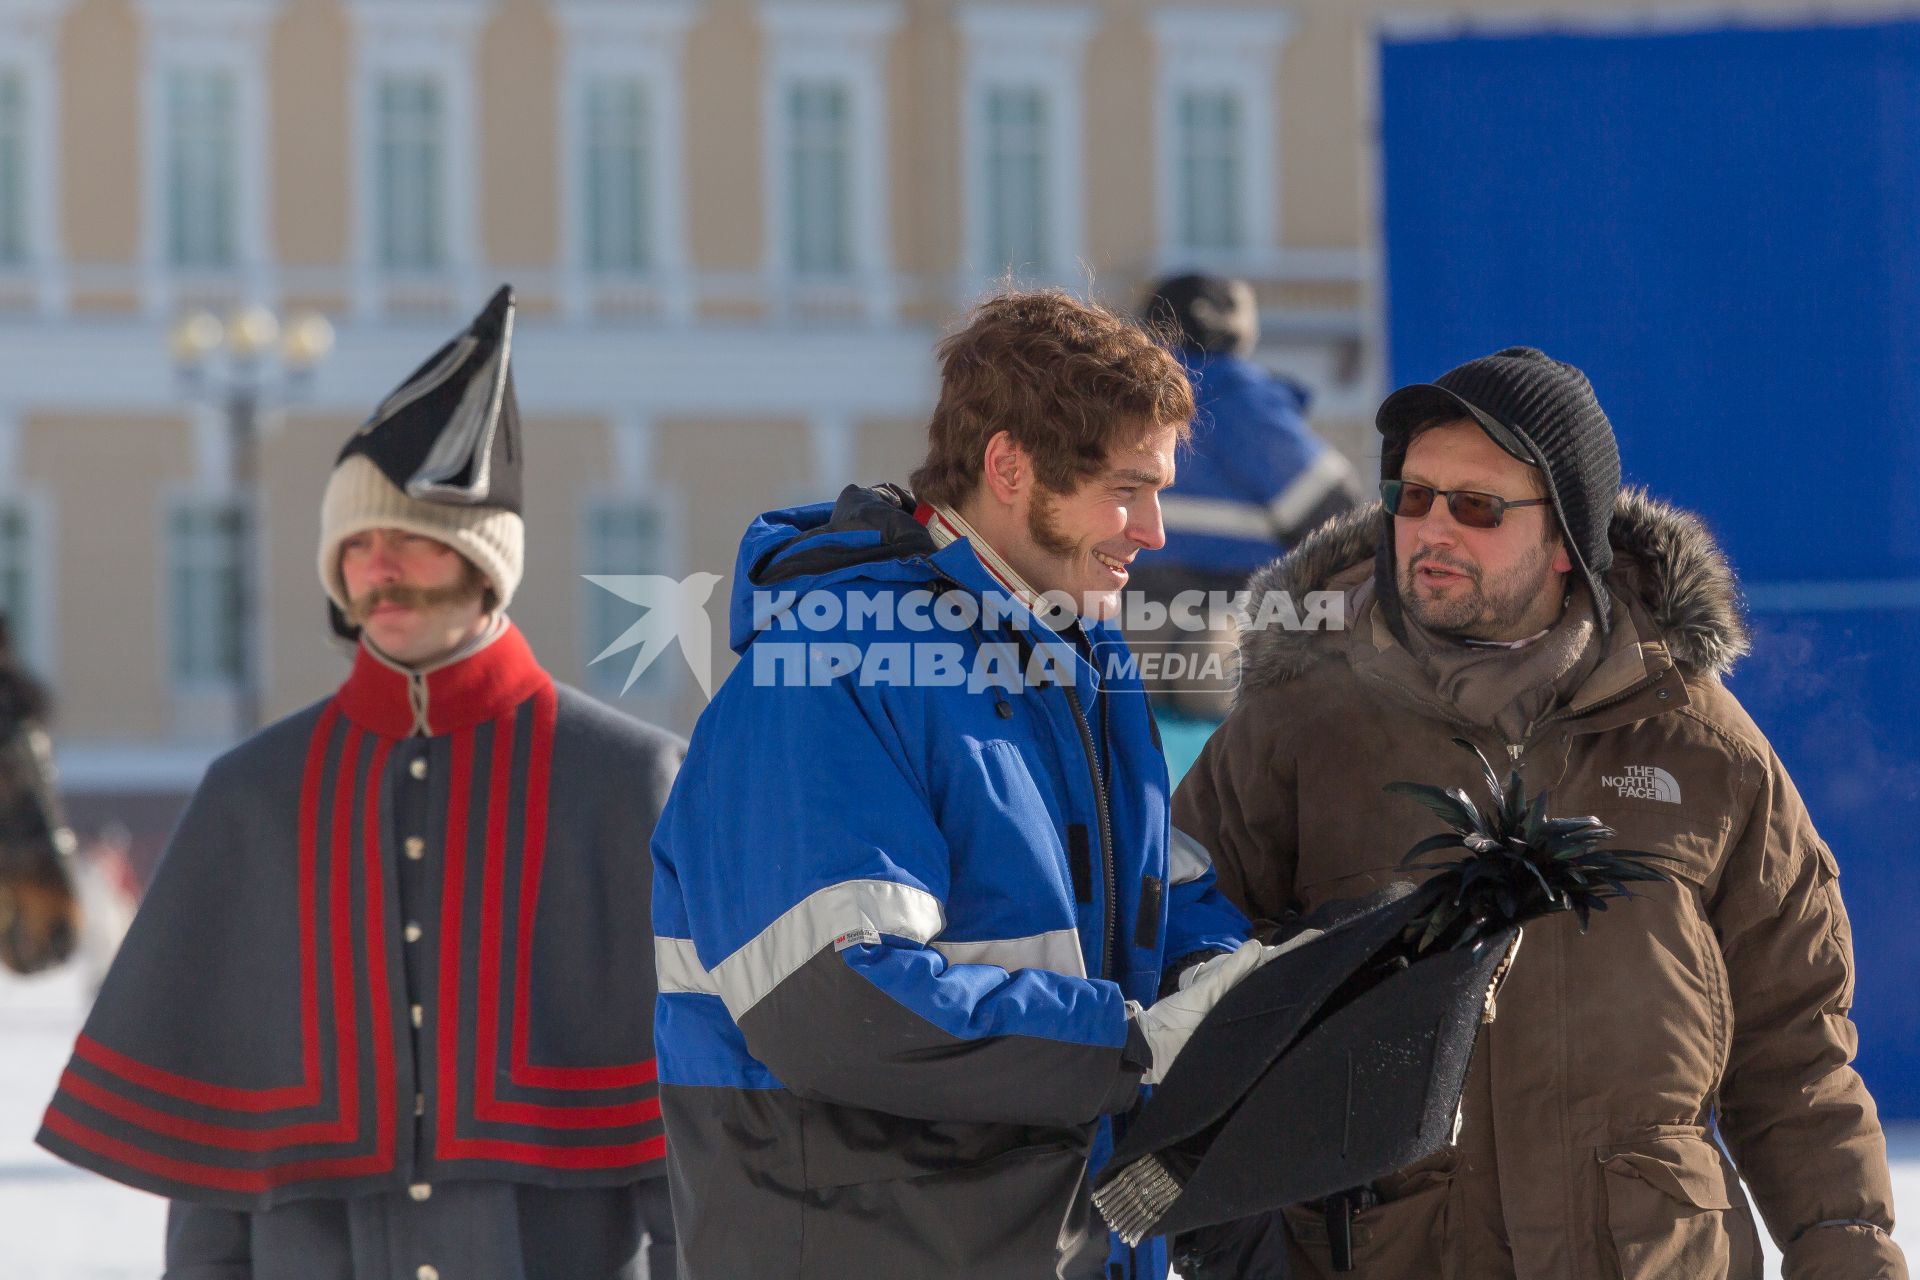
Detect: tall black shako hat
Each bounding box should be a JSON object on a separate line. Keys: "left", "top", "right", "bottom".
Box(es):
{"left": 1374, "top": 346, "right": 1621, "bottom": 634}
{"left": 318, "top": 285, "right": 525, "bottom": 635}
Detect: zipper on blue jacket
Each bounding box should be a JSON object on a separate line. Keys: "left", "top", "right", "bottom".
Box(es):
{"left": 930, "top": 563, "right": 1120, "bottom": 982}
{"left": 1061, "top": 676, "right": 1116, "bottom": 981}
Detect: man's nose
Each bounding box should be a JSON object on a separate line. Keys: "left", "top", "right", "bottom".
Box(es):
{"left": 1408, "top": 500, "right": 1461, "bottom": 548}
{"left": 1130, "top": 494, "right": 1167, "bottom": 551}
{"left": 364, "top": 544, "right": 404, "bottom": 581}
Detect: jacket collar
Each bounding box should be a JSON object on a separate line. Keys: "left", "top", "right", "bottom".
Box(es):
{"left": 335, "top": 617, "right": 549, "bottom": 738}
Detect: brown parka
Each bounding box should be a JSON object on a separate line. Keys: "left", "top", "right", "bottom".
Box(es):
{"left": 1174, "top": 491, "right": 1905, "bottom": 1280}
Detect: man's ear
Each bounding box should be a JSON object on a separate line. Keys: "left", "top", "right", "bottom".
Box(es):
{"left": 980, "top": 431, "right": 1029, "bottom": 505}
{"left": 1551, "top": 543, "right": 1574, "bottom": 575}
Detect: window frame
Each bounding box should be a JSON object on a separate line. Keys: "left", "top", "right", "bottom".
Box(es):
{"left": 957, "top": 4, "right": 1093, "bottom": 293}
{"left": 556, "top": 0, "right": 695, "bottom": 320}
{"left": 371, "top": 71, "right": 450, "bottom": 274}
{"left": 575, "top": 487, "right": 686, "bottom": 724}
{"left": 347, "top": 0, "right": 485, "bottom": 316}
{"left": 137, "top": 0, "right": 277, "bottom": 313}
{"left": 0, "top": 488, "right": 54, "bottom": 679}
{"left": 0, "top": 0, "right": 67, "bottom": 312}
{"left": 161, "top": 489, "right": 254, "bottom": 695}
{"left": 1150, "top": 8, "right": 1289, "bottom": 271}
{"left": 759, "top": 0, "right": 901, "bottom": 321}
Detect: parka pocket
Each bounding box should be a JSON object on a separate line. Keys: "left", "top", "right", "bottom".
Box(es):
{"left": 1278, "top": 1172, "right": 1452, "bottom": 1279}
{"left": 1599, "top": 1135, "right": 1736, "bottom": 1280}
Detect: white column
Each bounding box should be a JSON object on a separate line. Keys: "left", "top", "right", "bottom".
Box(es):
{"left": 808, "top": 413, "right": 855, "bottom": 492}
{"left": 189, "top": 402, "right": 232, "bottom": 492}
{"left": 609, "top": 410, "right": 659, "bottom": 492}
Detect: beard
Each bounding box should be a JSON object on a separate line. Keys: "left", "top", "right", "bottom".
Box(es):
{"left": 347, "top": 572, "right": 487, "bottom": 626}
{"left": 1026, "top": 485, "right": 1080, "bottom": 560}
{"left": 1398, "top": 540, "right": 1558, "bottom": 640}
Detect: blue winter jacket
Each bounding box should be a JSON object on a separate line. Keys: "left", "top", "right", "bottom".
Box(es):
{"left": 652, "top": 486, "right": 1249, "bottom": 1280}
{"left": 1160, "top": 351, "right": 1363, "bottom": 577}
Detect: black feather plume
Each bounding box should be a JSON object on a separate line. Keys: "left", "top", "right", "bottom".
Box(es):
{"left": 1390, "top": 738, "right": 1672, "bottom": 954}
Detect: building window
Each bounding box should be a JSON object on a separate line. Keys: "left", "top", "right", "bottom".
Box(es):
{"left": 0, "top": 70, "right": 26, "bottom": 266}
{"left": 583, "top": 77, "right": 652, "bottom": 274}
{"left": 982, "top": 85, "right": 1049, "bottom": 273}
{"left": 1176, "top": 88, "right": 1245, "bottom": 254}
{"left": 376, "top": 74, "right": 446, "bottom": 271}
{"left": 581, "top": 499, "right": 667, "bottom": 699}
{"left": 0, "top": 500, "right": 32, "bottom": 649}
{"left": 164, "top": 68, "right": 239, "bottom": 269}
{"left": 167, "top": 500, "right": 248, "bottom": 687}
{"left": 785, "top": 80, "right": 852, "bottom": 276}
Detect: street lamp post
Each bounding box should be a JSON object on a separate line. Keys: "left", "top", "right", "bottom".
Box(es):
{"left": 168, "top": 305, "right": 336, "bottom": 737}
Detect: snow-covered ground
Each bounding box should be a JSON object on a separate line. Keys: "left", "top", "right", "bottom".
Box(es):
{"left": 4, "top": 966, "right": 1917, "bottom": 1278}
{"left": 3, "top": 967, "right": 166, "bottom": 1279}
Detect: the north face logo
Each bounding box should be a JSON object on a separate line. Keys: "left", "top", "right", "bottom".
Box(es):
{"left": 1601, "top": 765, "right": 1682, "bottom": 803}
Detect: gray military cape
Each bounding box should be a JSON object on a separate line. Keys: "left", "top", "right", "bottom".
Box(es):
{"left": 38, "top": 623, "right": 682, "bottom": 1211}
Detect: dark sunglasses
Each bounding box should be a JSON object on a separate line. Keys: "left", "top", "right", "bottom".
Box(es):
{"left": 1380, "top": 480, "right": 1549, "bottom": 530}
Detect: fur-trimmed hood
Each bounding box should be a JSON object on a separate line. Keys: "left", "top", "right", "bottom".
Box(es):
{"left": 1238, "top": 487, "right": 1752, "bottom": 695}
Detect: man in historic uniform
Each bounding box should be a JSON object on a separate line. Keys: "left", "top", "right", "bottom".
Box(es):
{"left": 38, "top": 287, "right": 686, "bottom": 1280}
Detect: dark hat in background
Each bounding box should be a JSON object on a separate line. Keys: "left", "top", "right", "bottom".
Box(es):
{"left": 318, "top": 285, "right": 526, "bottom": 632}
{"left": 1141, "top": 273, "right": 1260, "bottom": 358}
{"left": 1374, "top": 346, "right": 1621, "bottom": 633}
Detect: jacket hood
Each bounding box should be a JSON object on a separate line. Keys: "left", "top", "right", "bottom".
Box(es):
{"left": 727, "top": 484, "right": 938, "bottom": 653}
{"left": 1239, "top": 487, "right": 1752, "bottom": 695}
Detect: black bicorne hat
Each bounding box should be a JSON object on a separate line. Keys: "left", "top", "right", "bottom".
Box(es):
{"left": 337, "top": 284, "right": 523, "bottom": 515}
{"left": 1094, "top": 885, "right": 1516, "bottom": 1247}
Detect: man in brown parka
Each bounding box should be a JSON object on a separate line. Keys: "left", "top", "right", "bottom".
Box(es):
{"left": 1174, "top": 347, "right": 1906, "bottom": 1280}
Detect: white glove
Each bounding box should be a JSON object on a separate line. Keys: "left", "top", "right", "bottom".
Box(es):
{"left": 1176, "top": 939, "right": 1275, "bottom": 992}
{"left": 1128, "top": 939, "right": 1269, "bottom": 1085}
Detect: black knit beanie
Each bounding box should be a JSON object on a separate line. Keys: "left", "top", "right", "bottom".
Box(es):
{"left": 1374, "top": 346, "right": 1621, "bottom": 635}
{"left": 1140, "top": 273, "right": 1258, "bottom": 357}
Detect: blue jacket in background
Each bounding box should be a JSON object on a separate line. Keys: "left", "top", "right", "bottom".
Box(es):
{"left": 1161, "top": 351, "right": 1364, "bottom": 577}
{"left": 652, "top": 485, "right": 1249, "bottom": 1279}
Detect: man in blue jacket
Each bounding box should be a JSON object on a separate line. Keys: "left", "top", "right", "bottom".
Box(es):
{"left": 1134, "top": 275, "right": 1367, "bottom": 737}
{"left": 1141, "top": 273, "right": 1365, "bottom": 582}
{"left": 653, "top": 290, "right": 1260, "bottom": 1279}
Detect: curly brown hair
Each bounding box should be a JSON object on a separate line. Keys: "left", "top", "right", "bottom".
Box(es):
{"left": 909, "top": 290, "right": 1194, "bottom": 507}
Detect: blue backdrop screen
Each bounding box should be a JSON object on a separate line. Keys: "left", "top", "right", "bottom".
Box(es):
{"left": 1381, "top": 22, "right": 1920, "bottom": 1115}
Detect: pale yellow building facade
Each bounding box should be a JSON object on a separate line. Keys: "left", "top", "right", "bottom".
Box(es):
{"left": 0, "top": 0, "right": 1884, "bottom": 840}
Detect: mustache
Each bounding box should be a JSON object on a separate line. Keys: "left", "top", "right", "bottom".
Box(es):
{"left": 348, "top": 580, "right": 482, "bottom": 623}
{"left": 1407, "top": 549, "right": 1480, "bottom": 584}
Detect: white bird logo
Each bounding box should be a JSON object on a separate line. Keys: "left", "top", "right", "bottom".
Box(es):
{"left": 584, "top": 573, "right": 723, "bottom": 699}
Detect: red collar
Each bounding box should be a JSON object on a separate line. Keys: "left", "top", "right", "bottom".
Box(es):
{"left": 335, "top": 622, "right": 550, "bottom": 739}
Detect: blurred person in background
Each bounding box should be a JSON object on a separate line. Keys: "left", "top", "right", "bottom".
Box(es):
{"left": 1133, "top": 274, "right": 1366, "bottom": 768}
{"left": 0, "top": 612, "right": 79, "bottom": 978}
{"left": 37, "top": 287, "right": 687, "bottom": 1280}
{"left": 1175, "top": 347, "right": 1905, "bottom": 1280}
